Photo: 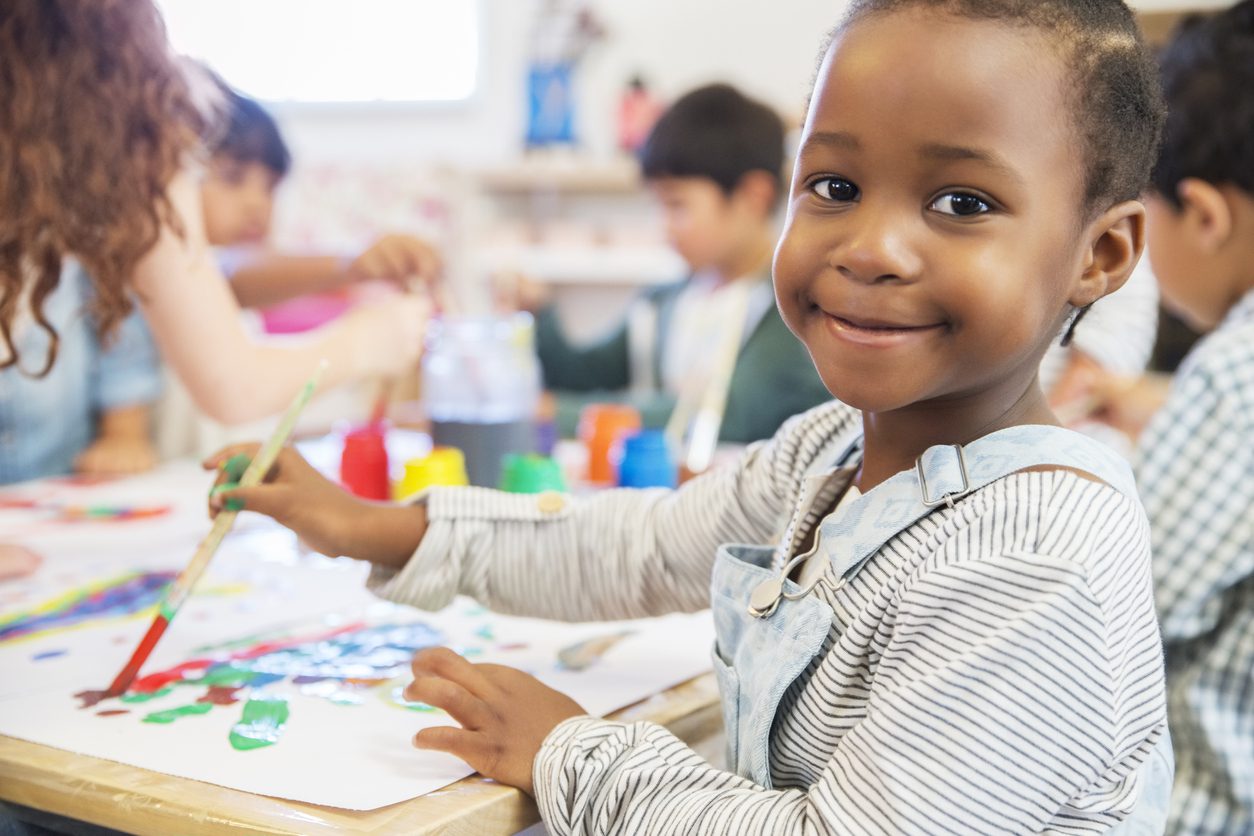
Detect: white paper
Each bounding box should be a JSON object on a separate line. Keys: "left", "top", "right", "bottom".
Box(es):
{"left": 0, "top": 466, "right": 716, "bottom": 810}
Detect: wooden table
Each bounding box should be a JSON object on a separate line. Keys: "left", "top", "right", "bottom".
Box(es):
{"left": 0, "top": 673, "right": 721, "bottom": 835}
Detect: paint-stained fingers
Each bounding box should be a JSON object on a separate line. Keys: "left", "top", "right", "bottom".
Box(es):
{"left": 203, "top": 443, "right": 262, "bottom": 471}
{"left": 404, "top": 676, "right": 492, "bottom": 730}
{"left": 410, "top": 647, "right": 496, "bottom": 699}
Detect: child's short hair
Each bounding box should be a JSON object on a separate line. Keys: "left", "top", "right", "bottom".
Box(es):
{"left": 212, "top": 84, "right": 291, "bottom": 180}
{"left": 837, "top": 0, "right": 1164, "bottom": 217}
{"left": 1151, "top": 1, "right": 1254, "bottom": 206}
{"left": 639, "top": 84, "right": 784, "bottom": 199}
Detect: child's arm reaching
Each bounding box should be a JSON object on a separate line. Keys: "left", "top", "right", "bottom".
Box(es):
{"left": 206, "top": 401, "right": 861, "bottom": 623}
{"left": 135, "top": 173, "right": 429, "bottom": 425}
{"left": 228, "top": 234, "right": 443, "bottom": 310}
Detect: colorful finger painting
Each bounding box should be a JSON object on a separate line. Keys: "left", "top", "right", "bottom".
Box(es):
{"left": 77, "top": 620, "right": 449, "bottom": 751}
{"left": 0, "top": 571, "right": 175, "bottom": 643}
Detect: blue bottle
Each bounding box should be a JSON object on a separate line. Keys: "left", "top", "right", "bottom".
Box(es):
{"left": 616, "top": 430, "right": 677, "bottom": 488}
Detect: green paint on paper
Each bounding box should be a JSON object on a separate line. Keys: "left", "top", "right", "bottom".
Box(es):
{"left": 229, "top": 697, "right": 290, "bottom": 751}
{"left": 196, "top": 664, "right": 255, "bottom": 688}
{"left": 120, "top": 686, "right": 172, "bottom": 703}
{"left": 142, "top": 702, "right": 213, "bottom": 723}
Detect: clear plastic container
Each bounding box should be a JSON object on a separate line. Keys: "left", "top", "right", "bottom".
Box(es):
{"left": 422, "top": 314, "right": 541, "bottom": 487}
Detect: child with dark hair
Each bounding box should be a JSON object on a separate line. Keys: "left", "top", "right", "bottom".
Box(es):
{"left": 199, "top": 80, "right": 441, "bottom": 309}
{"left": 1097, "top": 4, "right": 1254, "bottom": 832}
{"left": 213, "top": 1, "right": 1173, "bottom": 831}
{"left": 522, "top": 83, "right": 831, "bottom": 446}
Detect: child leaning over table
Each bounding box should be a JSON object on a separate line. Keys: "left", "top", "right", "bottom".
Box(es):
{"left": 209, "top": 1, "right": 1172, "bottom": 832}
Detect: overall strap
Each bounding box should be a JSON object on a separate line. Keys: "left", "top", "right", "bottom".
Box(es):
{"left": 820, "top": 425, "right": 1136, "bottom": 583}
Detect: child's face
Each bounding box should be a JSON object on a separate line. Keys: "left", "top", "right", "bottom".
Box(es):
{"left": 200, "top": 156, "right": 280, "bottom": 247}
{"left": 774, "top": 9, "right": 1102, "bottom": 416}
{"left": 649, "top": 176, "right": 765, "bottom": 276}
{"left": 1144, "top": 190, "right": 1237, "bottom": 332}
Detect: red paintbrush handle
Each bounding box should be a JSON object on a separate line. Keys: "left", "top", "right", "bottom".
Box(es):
{"left": 105, "top": 614, "right": 170, "bottom": 697}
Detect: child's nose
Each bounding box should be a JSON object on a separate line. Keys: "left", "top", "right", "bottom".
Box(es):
{"left": 827, "top": 207, "right": 921, "bottom": 285}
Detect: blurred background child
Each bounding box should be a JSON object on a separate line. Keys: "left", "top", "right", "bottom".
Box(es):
{"left": 1091, "top": 5, "right": 1254, "bottom": 832}
{"left": 498, "top": 84, "right": 833, "bottom": 450}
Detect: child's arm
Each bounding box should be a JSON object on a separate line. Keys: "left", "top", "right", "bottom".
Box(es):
{"left": 134, "top": 173, "right": 429, "bottom": 425}
{"left": 77, "top": 302, "right": 162, "bottom": 476}
{"left": 75, "top": 404, "right": 158, "bottom": 476}
{"left": 518, "top": 535, "right": 1162, "bottom": 833}
{"left": 206, "top": 401, "right": 861, "bottom": 622}
{"left": 228, "top": 235, "right": 443, "bottom": 309}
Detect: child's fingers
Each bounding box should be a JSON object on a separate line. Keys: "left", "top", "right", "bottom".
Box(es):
{"left": 403, "top": 676, "right": 491, "bottom": 730}
{"left": 410, "top": 647, "right": 495, "bottom": 698}
{"left": 208, "top": 484, "right": 286, "bottom": 517}
{"left": 412, "top": 725, "right": 490, "bottom": 767}
{"left": 202, "top": 443, "right": 262, "bottom": 471}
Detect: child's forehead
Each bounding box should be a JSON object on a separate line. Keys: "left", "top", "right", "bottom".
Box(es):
{"left": 805, "top": 8, "right": 1077, "bottom": 162}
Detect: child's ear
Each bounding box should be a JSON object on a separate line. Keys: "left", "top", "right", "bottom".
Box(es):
{"left": 1072, "top": 200, "right": 1145, "bottom": 307}
{"left": 733, "top": 171, "right": 778, "bottom": 217}
{"left": 1177, "top": 177, "right": 1233, "bottom": 253}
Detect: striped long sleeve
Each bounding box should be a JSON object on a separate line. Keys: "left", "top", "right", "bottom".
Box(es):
{"left": 371, "top": 402, "right": 1165, "bottom": 833}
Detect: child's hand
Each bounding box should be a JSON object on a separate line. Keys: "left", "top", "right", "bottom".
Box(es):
{"left": 405, "top": 647, "right": 587, "bottom": 796}
{"left": 204, "top": 444, "right": 362, "bottom": 557}
{"left": 1088, "top": 372, "right": 1173, "bottom": 440}
{"left": 203, "top": 444, "right": 429, "bottom": 567}
{"left": 348, "top": 234, "right": 443, "bottom": 288}
{"left": 490, "top": 271, "right": 550, "bottom": 314}
{"left": 343, "top": 295, "right": 431, "bottom": 377}
{"left": 74, "top": 435, "right": 158, "bottom": 476}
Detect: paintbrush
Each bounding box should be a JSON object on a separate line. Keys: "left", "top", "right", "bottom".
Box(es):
{"left": 100, "top": 361, "right": 327, "bottom": 700}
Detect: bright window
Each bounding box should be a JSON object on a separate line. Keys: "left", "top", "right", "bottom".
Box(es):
{"left": 156, "top": 0, "right": 479, "bottom": 103}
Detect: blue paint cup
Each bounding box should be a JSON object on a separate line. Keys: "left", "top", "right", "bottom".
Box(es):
{"left": 615, "top": 430, "right": 677, "bottom": 488}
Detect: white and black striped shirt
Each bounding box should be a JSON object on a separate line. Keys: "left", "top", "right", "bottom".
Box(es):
{"left": 372, "top": 402, "right": 1167, "bottom": 834}
{"left": 1139, "top": 288, "right": 1254, "bottom": 836}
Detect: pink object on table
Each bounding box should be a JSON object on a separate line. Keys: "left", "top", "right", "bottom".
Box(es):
{"left": 260, "top": 292, "right": 353, "bottom": 335}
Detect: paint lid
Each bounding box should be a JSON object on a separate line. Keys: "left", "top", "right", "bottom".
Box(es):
{"left": 498, "top": 454, "right": 567, "bottom": 494}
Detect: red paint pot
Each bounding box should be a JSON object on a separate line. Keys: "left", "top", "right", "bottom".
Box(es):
{"left": 340, "top": 423, "right": 390, "bottom": 500}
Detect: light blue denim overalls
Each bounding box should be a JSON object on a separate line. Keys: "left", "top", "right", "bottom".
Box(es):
{"left": 709, "top": 425, "right": 1173, "bottom": 833}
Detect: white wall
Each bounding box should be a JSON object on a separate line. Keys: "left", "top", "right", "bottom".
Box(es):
{"left": 272, "top": 0, "right": 1233, "bottom": 171}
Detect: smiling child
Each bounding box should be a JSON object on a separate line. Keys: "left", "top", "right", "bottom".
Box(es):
{"left": 209, "top": 1, "right": 1171, "bottom": 832}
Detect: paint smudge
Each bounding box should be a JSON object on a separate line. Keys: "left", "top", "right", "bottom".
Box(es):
{"left": 95, "top": 709, "right": 129, "bottom": 717}
{"left": 474, "top": 624, "right": 495, "bottom": 641}
{"left": 31, "top": 649, "right": 68, "bottom": 661}
{"left": 74, "top": 689, "right": 109, "bottom": 709}
{"left": 143, "top": 703, "right": 214, "bottom": 724}
{"left": 496, "top": 643, "right": 529, "bottom": 652}
{"left": 120, "top": 687, "right": 172, "bottom": 704}
{"left": 558, "top": 630, "right": 635, "bottom": 671}
{"left": 0, "top": 571, "right": 176, "bottom": 643}
{"left": 197, "top": 686, "right": 243, "bottom": 706}
{"left": 229, "top": 697, "right": 290, "bottom": 750}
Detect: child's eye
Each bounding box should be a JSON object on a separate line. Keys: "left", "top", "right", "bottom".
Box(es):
{"left": 810, "top": 177, "right": 860, "bottom": 203}
{"left": 929, "top": 192, "right": 991, "bottom": 217}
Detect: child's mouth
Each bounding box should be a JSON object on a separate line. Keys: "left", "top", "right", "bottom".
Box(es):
{"left": 824, "top": 312, "right": 946, "bottom": 346}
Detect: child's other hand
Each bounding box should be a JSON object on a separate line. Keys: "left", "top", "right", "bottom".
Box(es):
{"left": 1087, "top": 372, "right": 1173, "bottom": 439}
{"left": 344, "top": 295, "right": 431, "bottom": 377}
{"left": 406, "top": 647, "right": 586, "bottom": 796}
{"left": 1047, "top": 351, "right": 1103, "bottom": 418}
{"left": 74, "top": 435, "right": 158, "bottom": 476}
{"left": 0, "top": 544, "right": 41, "bottom": 582}
{"left": 348, "top": 234, "right": 443, "bottom": 289}
{"left": 204, "top": 444, "right": 360, "bottom": 557}
{"left": 490, "top": 271, "right": 550, "bottom": 314}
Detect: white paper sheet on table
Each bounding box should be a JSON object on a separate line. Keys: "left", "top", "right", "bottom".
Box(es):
{"left": 0, "top": 464, "right": 717, "bottom": 810}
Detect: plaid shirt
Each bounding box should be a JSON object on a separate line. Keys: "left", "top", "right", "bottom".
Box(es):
{"left": 1139, "top": 288, "right": 1254, "bottom": 835}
